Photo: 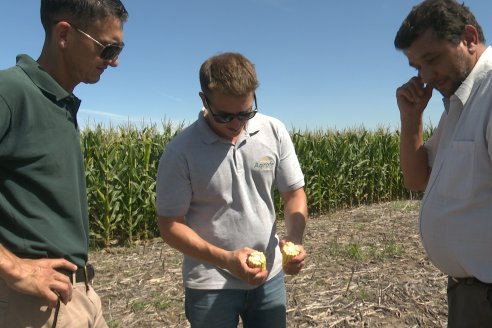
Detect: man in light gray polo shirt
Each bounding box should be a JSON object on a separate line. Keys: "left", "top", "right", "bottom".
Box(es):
{"left": 394, "top": 0, "right": 492, "bottom": 326}
{"left": 156, "top": 52, "right": 308, "bottom": 328}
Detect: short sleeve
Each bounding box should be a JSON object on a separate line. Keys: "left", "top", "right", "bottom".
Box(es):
{"left": 275, "top": 122, "right": 304, "bottom": 192}
{"left": 155, "top": 144, "right": 193, "bottom": 218}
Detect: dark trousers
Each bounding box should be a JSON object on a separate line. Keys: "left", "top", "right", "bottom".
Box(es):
{"left": 447, "top": 276, "right": 492, "bottom": 327}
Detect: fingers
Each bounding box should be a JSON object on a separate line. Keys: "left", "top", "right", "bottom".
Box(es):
{"left": 48, "top": 277, "right": 73, "bottom": 305}
{"left": 40, "top": 288, "right": 60, "bottom": 309}
{"left": 283, "top": 257, "right": 305, "bottom": 275}
{"left": 33, "top": 267, "right": 73, "bottom": 306}
{"left": 53, "top": 259, "right": 78, "bottom": 273}
{"left": 252, "top": 269, "right": 268, "bottom": 283}
{"left": 40, "top": 271, "right": 72, "bottom": 307}
{"left": 283, "top": 246, "right": 306, "bottom": 275}
{"left": 279, "top": 239, "right": 286, "bottom": 249}
{"left": 396, "top": 76, "right": 433, "bottom": 111}
{"left": 245, "top": 267, "right": 268, "bottom": 286}
{"left": 397, "top": 77, "right": 422, "bottom": 103}
{"left": 37, "top": 258, "right": 77, "bottom": 272}
{"left": 235, "top": 246, "right": 308, "bottom": 284}
{"left": 5, "top": 258, "right": 75, "bottom": 307}
{"left": 242, "top": 257, "right": 268, "bottom": 285}
{"left": 231, "top": 248, "right": 269, "bottom": 285}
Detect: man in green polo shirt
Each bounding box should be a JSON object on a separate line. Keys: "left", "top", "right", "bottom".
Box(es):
{"left": 0, "top": 1, "right": 128, "bottom": 327}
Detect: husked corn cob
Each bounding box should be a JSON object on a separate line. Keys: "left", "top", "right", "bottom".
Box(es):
{"left": 282, "top": 242, "right": 300, "bottom": 266}
{"left": 246, "top": 251, "right": 266, "bottom": 271}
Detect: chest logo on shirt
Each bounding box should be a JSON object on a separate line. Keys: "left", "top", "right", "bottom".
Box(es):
{"left": 253, "top": 156, "right": 275, "bottom": 171}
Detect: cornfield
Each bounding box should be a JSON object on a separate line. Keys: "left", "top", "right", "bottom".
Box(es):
{"left": 82, "top": 122, "right": 182, "bottom": 247}
{"left": 81, "top": 122, "right": 433, "bottom": 246}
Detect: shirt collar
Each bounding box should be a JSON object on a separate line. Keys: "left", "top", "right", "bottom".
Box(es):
{"left": 197, "top": 109, "right": 219, "bottom": 144}
{"left": 16, "top": 54, "right": 81, "bottom": 111}
{"left": 446, "top": 46, "right": 492, "bottom": 112}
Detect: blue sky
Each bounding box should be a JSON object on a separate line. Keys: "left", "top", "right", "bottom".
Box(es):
{"left": 2, "top": 0, "right": 491, "bottom": 131}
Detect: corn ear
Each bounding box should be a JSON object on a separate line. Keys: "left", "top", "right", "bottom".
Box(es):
{"left": 247, "top": 251, "right": 266, "bottom": 271}
{"left": 282, "top": 242, "right": 300, "bottom": 266}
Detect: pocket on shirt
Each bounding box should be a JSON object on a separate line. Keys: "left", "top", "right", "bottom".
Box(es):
{"left": 436, "top": 141, "right": 475, "bottom": 200}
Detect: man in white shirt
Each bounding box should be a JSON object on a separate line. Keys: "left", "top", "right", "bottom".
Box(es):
{"left": 394, "top": 0, "right": 492, "bottom": 326}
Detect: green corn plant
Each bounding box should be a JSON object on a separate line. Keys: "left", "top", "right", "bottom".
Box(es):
{"left": 83, "top": 125, "right": 123, "bottom": 246}
{"left": 81, "top": 121, "right": 432, "bottom": 245}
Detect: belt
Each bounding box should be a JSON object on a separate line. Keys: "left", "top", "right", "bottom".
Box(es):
{"left": 451, "top": 276, "right": 492, "bottom": 286}
{"left": 58, "top": 264, "right": 95, "bottom": 284}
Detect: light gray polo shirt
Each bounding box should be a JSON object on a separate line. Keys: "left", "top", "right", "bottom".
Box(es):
{"left": 420, "top": 46, "right": 492, "bottom": 281}
{"left": 156, "top": 110, "right": 304, "bottom": 289}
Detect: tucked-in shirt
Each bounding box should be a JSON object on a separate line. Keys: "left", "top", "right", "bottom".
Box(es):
{"left": 156, "top": 110, "right": 305, "bottom": 289}
{"left": 0, "top": 55, "right": 89, "bottom": 267}
{"left": 420, "top": 46, "right": 492, "bottom": 281}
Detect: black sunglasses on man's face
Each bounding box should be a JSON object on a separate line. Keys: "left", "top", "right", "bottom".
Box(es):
{"left": 203, "top": 94, "right": 258, "bottom": 124}
{"left": 56, "top": 21, "right": 124, "bottom": 61}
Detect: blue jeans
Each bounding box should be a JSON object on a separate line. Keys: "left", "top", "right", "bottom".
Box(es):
{"left": 185, "top": 271, "right": 286, "bottom": 328}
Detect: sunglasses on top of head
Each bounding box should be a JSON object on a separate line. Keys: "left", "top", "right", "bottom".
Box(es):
{"left": 203, "top": 94, "right": 258, "bottom": 124}
{"left": 57, "top": 21, "right": 124, "bottom": 61}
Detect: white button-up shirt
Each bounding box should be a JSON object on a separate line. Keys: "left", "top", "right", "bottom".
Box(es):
{"left": 420, "top": 46, "right": 492, "bottom": 281}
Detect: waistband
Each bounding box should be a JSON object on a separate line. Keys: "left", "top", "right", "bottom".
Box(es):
{"left": 450, "top": 276, "right": 492, "bottom": 286}
{"left": 58, "top": 264, "right": 95, "bottom": 285}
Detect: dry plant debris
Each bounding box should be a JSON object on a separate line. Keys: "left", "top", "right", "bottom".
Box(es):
{"left": 90, "top": 200, "right": 448, "bottom": 327}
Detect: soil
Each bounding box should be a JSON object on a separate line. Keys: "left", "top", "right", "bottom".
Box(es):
{"left": 90, "top": 200, "right": 448, "bottom": 327}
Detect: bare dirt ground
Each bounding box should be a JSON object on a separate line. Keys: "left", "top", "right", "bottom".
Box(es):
{"left": 90, "top": 200, "right": 448, "bottom": 327}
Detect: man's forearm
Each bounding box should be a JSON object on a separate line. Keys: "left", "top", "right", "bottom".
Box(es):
{"left": 400, "top": 120, "right": 430, "bottom": 191}
{"left": 157, "top": 217, "right": 230, "bottom": 269}
{"left": 282, "top": 188, "right": 308, "bottom": 244}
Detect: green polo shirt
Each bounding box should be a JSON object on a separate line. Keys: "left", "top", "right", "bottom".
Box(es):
{"left": 0, "top": 55, "right": 88, "bottom": 267}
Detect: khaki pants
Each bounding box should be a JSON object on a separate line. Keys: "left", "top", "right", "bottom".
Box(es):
{"left": 0, "top": 279, "right": 108, "bottom": 328}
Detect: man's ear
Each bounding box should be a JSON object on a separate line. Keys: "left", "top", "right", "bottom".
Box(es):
{"left": 463, "top": 24, "right": 479, "bottom": 54}
{"left": 198, "top": 92, "right": 208, "bottom": 108}
{"left": 53, "top": 21, "right": 71, "bottom": 49}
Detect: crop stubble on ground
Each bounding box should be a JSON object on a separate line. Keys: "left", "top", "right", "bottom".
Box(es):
{"left": 90, "top": 200, "right": 448, "bottom": 327}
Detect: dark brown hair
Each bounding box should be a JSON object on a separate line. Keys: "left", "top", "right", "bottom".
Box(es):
{"left": 41, "top": 0, "right": 128, "bottom": 33}
{"left": 394, "top": 0, "right": 484, "bottom": 50}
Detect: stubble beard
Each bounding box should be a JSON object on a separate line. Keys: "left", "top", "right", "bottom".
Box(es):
{"left": 444, "top": 49, "right": 472, "bottom": 98}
